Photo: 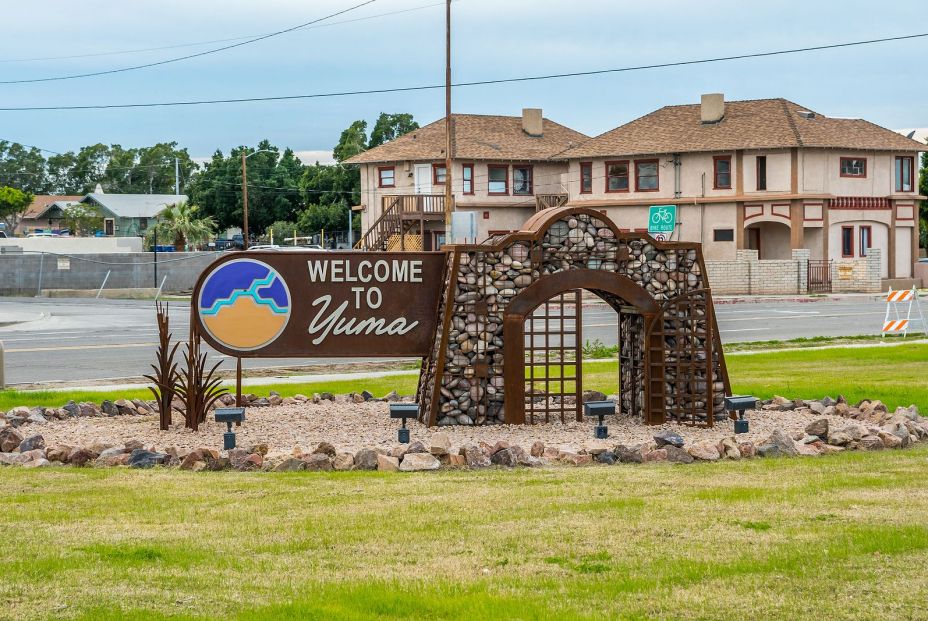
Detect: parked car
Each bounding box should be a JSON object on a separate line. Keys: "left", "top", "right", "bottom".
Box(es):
{"left": 0, "top": 231, "right": 7, "bottom": 239}
{"left": 27, "top": 232, "right": 57, "bottom": 238}
{"left": 231, "top": 234, "right": 245, "bottom": 250}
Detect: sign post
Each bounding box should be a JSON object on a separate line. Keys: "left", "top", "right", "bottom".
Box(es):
{"left": 648, "top": 205, "right": 677, "bottom": 241}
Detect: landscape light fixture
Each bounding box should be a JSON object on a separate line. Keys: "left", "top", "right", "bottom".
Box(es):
{"left": 215, "top": 407, "right": 246, "bottom": 450}
{"left": 583, "top": 400, "right": 615, "bottom": 439}
{"left": 724, "top": 395, "right": 757, "bottom": 434}
{"left": 389, "top": 403, "right": 418, "bottom": 444}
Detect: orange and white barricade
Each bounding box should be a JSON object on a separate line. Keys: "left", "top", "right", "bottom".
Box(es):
{"left": 882, "top": 287, "right": 924, "bottom": 337}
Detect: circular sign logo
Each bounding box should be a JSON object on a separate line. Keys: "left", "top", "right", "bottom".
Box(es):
{"left": 198, "top": 258, "right": 291, "bottom": 351}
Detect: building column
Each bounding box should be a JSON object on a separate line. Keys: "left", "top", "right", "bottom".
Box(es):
{"left": 789, "top": 200, "right": 804, "bottom": 249}
{"left": 735, "top": 202, "right": 745, "bottom": 249}
{"left": 889, "top": 200, "right": 897, "bottom": 279}
{"left": 821, "top": 200, "right": 830, "bottom": 261}
{"left": 912, "top": 214, "right": 920, "bottom": 278}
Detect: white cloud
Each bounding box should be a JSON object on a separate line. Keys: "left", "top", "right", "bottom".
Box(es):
{"left": 293, "top": 150, "right": 336, "bottom": 165}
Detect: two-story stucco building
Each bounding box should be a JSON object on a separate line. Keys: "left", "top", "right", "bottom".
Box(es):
{"left": 346, "top": 110, "right": 587, "bottom": 250}
{"left": 562, "top": 95, "right": 923, "bottom": 279}
{"left": 349, "top": 95, "right": 924, "bottom": 281}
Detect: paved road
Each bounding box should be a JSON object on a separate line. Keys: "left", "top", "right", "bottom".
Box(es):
{"left": 0, "top": 295, "right": 891, "bottom": 386}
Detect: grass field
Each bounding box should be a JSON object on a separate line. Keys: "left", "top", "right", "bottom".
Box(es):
{"left": 2, "top": 342, "right": 926, "bottom": 413}
{"left": 2, "top": 447, "right": 928, "bottom": 620}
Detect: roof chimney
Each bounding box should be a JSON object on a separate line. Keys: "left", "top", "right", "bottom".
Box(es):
{"left": 700, "top": 93, "right": 725, "bottom": 124}
{"left": 522, "top": 108, "right": 543, "bottom": 137}
{"left": 94, "top": 183, "right": 104, "bottom": 194}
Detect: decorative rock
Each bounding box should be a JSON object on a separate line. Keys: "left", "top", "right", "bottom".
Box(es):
{"left": 127, "top": 449, "right": 168, "bottom": 469}
{"left": 687, "top": 442, "right": 721, "bottom": 461}
{"left": 859, "top": 435, "right": 884, "bottom": 451}
{"left": 654, "top": 430, "right": 685, "bottom": 448}
{"left": 582, "top": 440, "right": 611, "bottom": 456}
{"left": 558, "top": 451, "right": 593, "bottom": 466}
{"left": 0, "top": 452, "right": 30, "bottom": 465}
{"left": 304, "top": 453, "right": 334, "bottom": 471}
{"left": 273, "top": 457, "right": 306, "bottom": 472}
{"left": 461, "top": 445, "right": 491, "bottom": 468}
{"left": 643, "top": 448, "right": 668, "bottom": 462}
{"left": 403, "top": 440, "right": 429, "bottom": 455}
{"left": 614, "top": 444, "right": 644, "bottom": 464}
{"left": 530, "top": 441, "right": 545, "bottom": 457}
{"left": 18, "top": 435, "right": 46, "bottom": 453}
{"left": 377, "top": 454, "right": 400, "bottom": 471}
{"left": 430, "top": 433, "right": 451, "bottom": 456}
{"left": 354, "top": 448, "right": 379, "bottom": 470}
{"left": 400, "top": 452, "right": 440, "bottom": 471}
{"left": 597, "top": 451, "right": 616, "bottom": 465}
{"left": 805, "top": 418, "right": 829, "bottom": 439}
{"left": 664, "top": 445, "right": 695, "bottom": 463}
{"left": 26, "top": 413, "right": 48, "bottom": 425}
{"left": 67, "top": 448, "right": 96, "bottom": 467}
{"left": 718, "top": 437, "right": 741, "bottom": 460}
{"left": 581, "top": 390, "right": 608, "bottom": 402}
{"left": 333, "top": 453, "right": 355, "bottom": 471}
{"left": 23, "top": 458, "right": 51, "bottom": 468}
{"left": 45, "top": 445, "right": 73, "bottom": 462}
{"left": 312, "top": 442, "right": 337, "bottom": 458}
{"left": 760, "top": 428, "right": 798, "bottom": 457}
{"left": 738, "top": 442, "right": 756, "bottom": 459}
{"left": 0, "top": 427, "right": 24, "bottom": 453}
{"left": 490, "top": 447, "right": 517, "bottom": 467}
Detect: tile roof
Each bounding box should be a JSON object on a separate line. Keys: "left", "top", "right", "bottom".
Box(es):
{"left": 345, "top": 113, "right": 589, "bottom": 164}
{"left": 562, "top": 98, "right": 926, "bottom": 158}
{"left": 22, "top": 195, "right": 82, "bottom": 219}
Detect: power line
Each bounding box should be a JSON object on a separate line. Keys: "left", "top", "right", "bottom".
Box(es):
{"left": 0, "top": 1, "right": 377, "bottom": 85}
{"left": 0, "top": 2, "right": 447, "bottom": 65}
{"left": 1, "top": 31, "right": 923, "bottom": 110}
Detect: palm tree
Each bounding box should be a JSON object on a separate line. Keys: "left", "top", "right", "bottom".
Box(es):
{"left": 148, "top": 201, "right": 216, "bottom": 251}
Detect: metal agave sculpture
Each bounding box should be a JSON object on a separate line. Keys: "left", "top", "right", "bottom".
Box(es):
{"left": 143, "top": 302, "right": 179, "bottom": 431}
{"left": 174, "top": 330, "right": 228, "bottom": 431}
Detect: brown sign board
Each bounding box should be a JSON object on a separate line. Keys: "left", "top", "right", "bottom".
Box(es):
{"left": 191, "top": 251, "right": 446, "bottom": 358}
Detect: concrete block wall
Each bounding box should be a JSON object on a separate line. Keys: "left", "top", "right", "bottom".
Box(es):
{"left": 832, "top": 248, "right": 881, "bottom": 293}
{"left": 0, "top": 252, "right": 218, "bottom": 296}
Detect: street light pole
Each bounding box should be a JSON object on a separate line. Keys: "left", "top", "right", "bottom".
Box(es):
{"left": 241, "top": 151, "right": 250, "bottom": 250}
{"left": 444, "top": 0, "right": 453, "bottom": 241}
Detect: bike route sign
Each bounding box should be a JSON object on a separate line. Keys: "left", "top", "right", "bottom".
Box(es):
{"left": 648, "top": 205, "right": 677, "bottom": 235}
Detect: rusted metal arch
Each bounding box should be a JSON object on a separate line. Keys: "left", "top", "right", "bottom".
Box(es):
{"left": 502, "top": 269, "right": 662, "bottom": 425}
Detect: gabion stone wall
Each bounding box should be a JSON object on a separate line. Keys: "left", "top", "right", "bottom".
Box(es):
{"left": 419, "top": 207, "right": 729, "bottom": 427}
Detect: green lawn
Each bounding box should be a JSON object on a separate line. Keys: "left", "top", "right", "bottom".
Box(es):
{"left": 2, "top": 448, "right": 928, "bottom": 620}
{"left": 2, "top": 342, "right": 927, "bottom": 413}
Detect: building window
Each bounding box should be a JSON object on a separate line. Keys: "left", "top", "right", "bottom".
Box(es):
{"left": 377, "top": 166, "right": 395, "bottom": 188}
{"left": 488, "top": 165, "right": 508, "bottom": 195}
{"left": 432, "top": 163, "right": 447, "bottom": 185}
{"left": 139, "top": 217, "right": 148, "bottom": 231}
{"left": 895, "top": 156, "right": 914, "bottom": 192}
{"left": 462, "top": 163, "right": 474, "bottom": 195}
{"left": 756, "top": 156, "right": 767, "bottom": 191}
{"left": 635, "top": 159, "right": 659, "bottom": 192}
{"left": 580, "top": 162, "right": 593, "bottom": 194}
{"left": 841, "top": 226, "right": 854, "bottom": 257}
{"left": 839, "top": 157, "right": 866, "bottom": 178}
{"left": 713, "top": 156, "right": 732, "bottom": 189}
{"left": 713, "top": 228, "right": 734, "bottom": 242}
{"left": 859, "top": 225, "right": 872, "bottom": 257}
{"left": 513, "top": 165, "right": 533, "bottom": 195}
{"left": 605, "top": 160, "right": 629, "bottom": 193}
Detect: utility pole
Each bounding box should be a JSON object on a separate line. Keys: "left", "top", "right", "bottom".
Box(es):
{"left": 241, "top": 151, "right": 250, "bottom": 250}
{"left": 174, "top": 157, "right": 180, "bottom": 195}
{"left": 444, "top": 0, "right": 453, "bottom": 242}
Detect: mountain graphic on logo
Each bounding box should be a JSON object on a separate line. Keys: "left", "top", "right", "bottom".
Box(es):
{"left": 198, "top": 259, "right": 291, "bottom": 351}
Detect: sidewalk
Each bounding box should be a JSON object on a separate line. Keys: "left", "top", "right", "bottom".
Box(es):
{"left": 0, "top": 310, "right": 48, "bottom": 328}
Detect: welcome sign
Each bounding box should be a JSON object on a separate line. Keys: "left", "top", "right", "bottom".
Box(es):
{"left": 192, "top": 252, "right": 446, "bottom": 357}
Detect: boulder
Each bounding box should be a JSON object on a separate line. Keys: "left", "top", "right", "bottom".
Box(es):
{"left": 760, "top": 428, "right": 798, "bottom": 457}
{"left": 97, "top": 452, "right": 131, "bottom": 467}
{"left": 101, "top": 400, "right": 119, "bottom": 416}
{"left": 23, "top": 458, "right": 51, "bottom": 468}
{"left": 530, "top": 441, "right": 545, "bottom": 457}
{"left": 664, "top": 445, "right": 695, "bottom": 463}
{"left": 46, "top": 444, "right": 73, "bottom": 463}
{"left": 614, "top": 444, "right": 644, "bottom": 464}
{"left": 377, "top": 454, "right": 400, "bottom": 472}
{"left": 718, "top": 437, "right": 741, "bottom": 460}
{"left": 354, "top": 448, "right": 379, "bottom": 471}
{"left": 878, "top": 431, "right": 903, "bottom": 449}
{"left": 558, "top": 451, "right": 593, "bottom": 466}
{"left": 400, "top": 452, "right": 441, "bottom": 471}
{"left": 180, "top": 450, "right": 206, "bottom": 470}
{"left": 687, "top": 442, "right": 721, "bottom": 461}
{"left": 304, "top": 453, "right": 334, "bottom": 471}
{"left": 67, "top": 448, "right": 96, "bottom": 467}
{"left": 273, "top": 457, "right": 306, "bottom": 472}
{"left": 461, "top": 445, "right": 491, "bottom": 468}
{"left": 490, "top": 447, "right": 517, "bottom": 467}
{"left": 805, "top": 418, "right": 829, "bottom": 439}
{"left": 653, "top": 430, "right": 684, "bottom": 448}
{"left": 0, "top": 452, "right": 30, "bottom": 465}
{"left": 581, "top": 390, "right": 608, "bottom": 403}
{"left": 0, "top": 427, "right": 24, "bottom": 452}
{"left": 18, "top": 435, "right": 46, "bottom": 453}
{"left": 26, "top": 413, "right": 48, "bottom": 426}
{"left": 403, "top": 440, "right": 429, "bottom": 456}
{"left": 738, "top": 443, "right": 756, "bottom": 459}
{"left": 596, "top": 451, "right": 616, "bottom": 465}
{"left": 643, "top": 448, "right": 668, "bottom": 462}
{"left": 333, "top": 453, "right": 355, "bottom": 471}
{"left": 311, "top": 442, "right": 336, "bottom": 457}
{"left": 97, "top": 446, "right": 128, "bottom": 460}
{"left": 127, "top": 449, "right": 168, "bottom": 469}
{"left": 581, "top": 440, "right": 612, "bottom": 456}
{"left": 430, "top": 433, "right": 451, "bottom": 456}
{"left": 62, "top": 401, "right": 80, "bottom": 418}
{"left": 859, "top": 435, "right": 884, "bottom": 451}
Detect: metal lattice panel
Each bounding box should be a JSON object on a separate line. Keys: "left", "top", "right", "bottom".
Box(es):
{"left": 523, "top": 290, "right": 582, "bottom": 424}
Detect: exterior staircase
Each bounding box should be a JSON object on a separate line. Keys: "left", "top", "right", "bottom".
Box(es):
{"left": 355, "top": 194, "right": 445, "bottom": 251}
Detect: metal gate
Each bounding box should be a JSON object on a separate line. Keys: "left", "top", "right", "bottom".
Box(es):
{"left": 523, "top": 290, "right": 582, "bottom": 423}
{"left": 808, "top": 260, "right": 833, "bottom": 293}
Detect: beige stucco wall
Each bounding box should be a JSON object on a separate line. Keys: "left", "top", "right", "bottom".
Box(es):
{"left": 743, "top": 150, "right": 791, "bottom": 194}
{"left": 800, "top": 150, "right": 919, "bottom": 196}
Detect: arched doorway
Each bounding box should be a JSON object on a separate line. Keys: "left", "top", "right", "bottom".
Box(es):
{"left": 745, "top": 221, "right": 791, "bottom": 259}
{"left": 502, "top": 269, "right": 660, "bottom": 425}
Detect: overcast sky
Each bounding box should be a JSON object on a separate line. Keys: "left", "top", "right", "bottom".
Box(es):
{"left": 1, "top": 0, "right": 925, "bottom": 163}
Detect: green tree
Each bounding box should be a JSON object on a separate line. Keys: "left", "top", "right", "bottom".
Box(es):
{"left": 62, "top": 203, "right": 103, "bottom": 237}
{"left": 147, "top": 201, "right": 216, "bottom": 251}
{"left": 264, "top": 220, "right": 301, "bottom": 244}
{"left": 0, "top": 142, "right": 46, "bottom": 194}
{"left": 0, "top": 185, "right": 35, "bottom": 233}
{"left": 368, "top": 113, "right": 419, "bottom": 149}
{"left": 333, "top": 120, "right": 368, "bottom": 163}
{"left": 297, "top": 204, "right": 351, "bottom": 235}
